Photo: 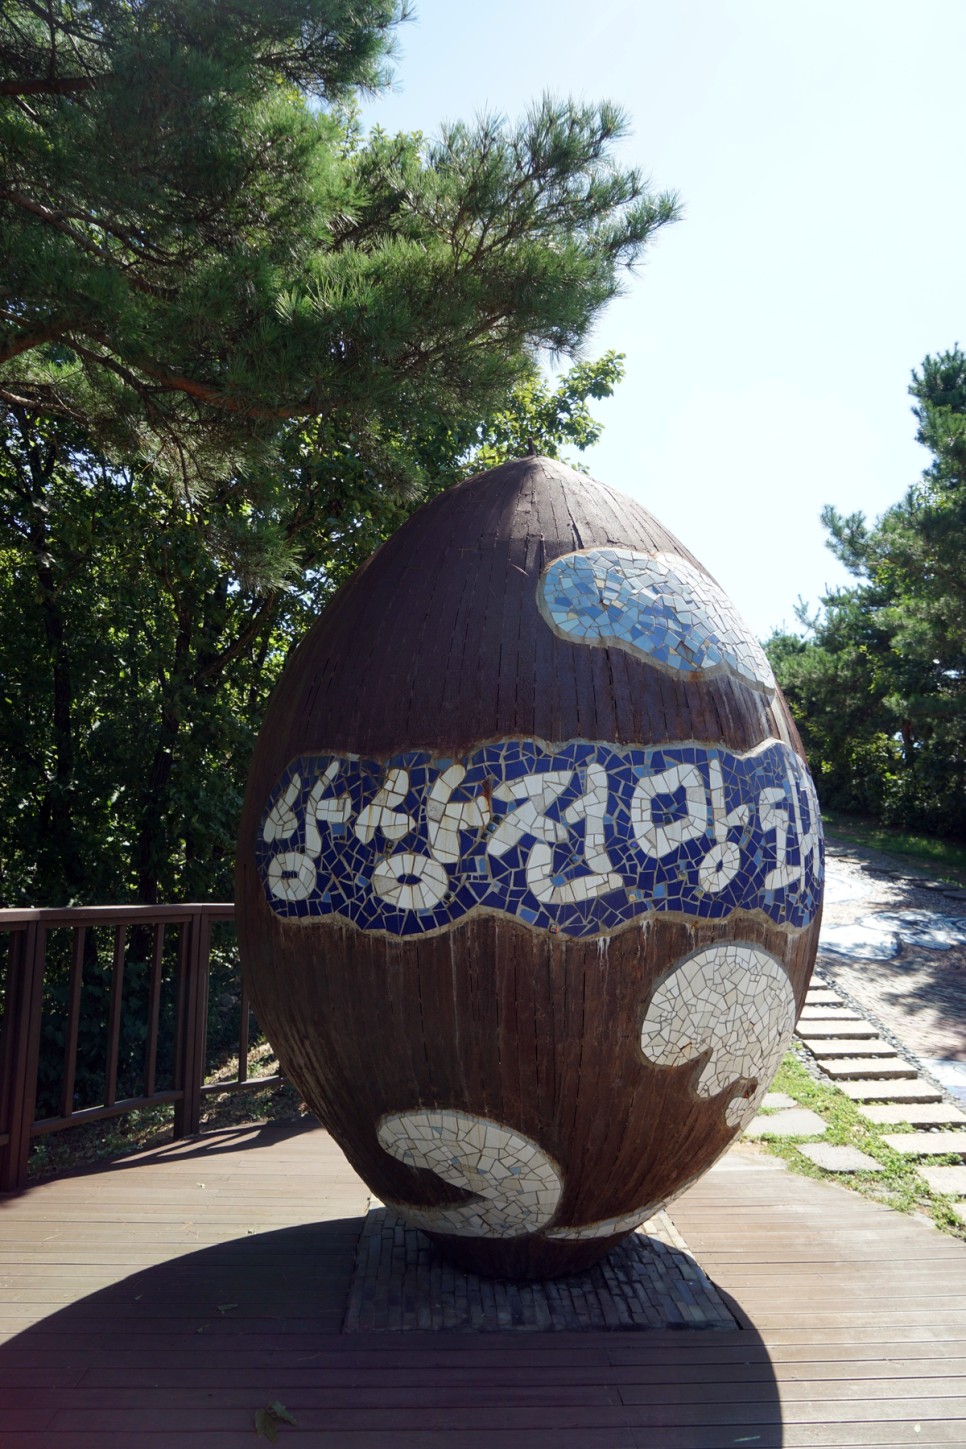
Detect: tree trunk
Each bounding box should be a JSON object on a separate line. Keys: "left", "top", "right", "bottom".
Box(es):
{"left": 133, "top": 617, "right": 193, "bottom": 904}
{"left": 20, "top": 423, "right": 81, "bottom": 900}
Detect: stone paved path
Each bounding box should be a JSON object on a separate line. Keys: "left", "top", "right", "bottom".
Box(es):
{"left": 817, "top": 838, "right": 966, "bottom": 1091}
{"left": 746, "top": 835, "right": 966, "bottom": 1216}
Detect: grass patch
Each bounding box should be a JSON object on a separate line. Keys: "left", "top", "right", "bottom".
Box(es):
{"left": 821, "top": 810, "right": 966, "bottom": 885}
{"left": 750, "top": 1048, "right": 965, "bottom": 1239}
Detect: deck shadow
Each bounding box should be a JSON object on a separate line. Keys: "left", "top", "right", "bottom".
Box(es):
{"left": 0, "top": 1215, "right": 783, "bottom": 1444}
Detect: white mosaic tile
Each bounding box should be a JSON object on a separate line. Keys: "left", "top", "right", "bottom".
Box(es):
{"left": 639, "top": 943, "right": 797, "bottom": 1129}
{"left": 355, "top": 767, "right": 414, "bottom": 844}
{"left": 262, "top": 774, "right": 301, "bottom": 842}
{"left": 538, "top": 548, "right": 776, "bottom": 693}
{"left": 371, "top": 851, "right": 449, "bottom": 912}
{"left": 377, "top": 1109, "right": 563, "bottom": 1239}
{"left": 545, "top": 1202, "right": 662, "bottom": 1241}
{"left": 265, "top": 850, "right": 317, "bottom": 902}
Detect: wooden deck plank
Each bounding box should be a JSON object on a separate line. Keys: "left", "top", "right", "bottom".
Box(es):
{"left": 0, "top": 1347, "right": 959, "bottom": 1377}
{"left": 0, "top": 1126, "right": 965, "bottom": 1447}
{"left": 25, "top": 1376, "right": 966, "bottom": 1408}
{"left": 39, "top": 1398, "right": 966, "bottom": 1428}
{"left": 0, "top": 1433, "right": 959, "bottom": 1449}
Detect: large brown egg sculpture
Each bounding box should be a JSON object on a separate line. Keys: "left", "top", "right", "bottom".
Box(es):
{"left": 236, "top": 456, "right": 823, "bottom": 1280}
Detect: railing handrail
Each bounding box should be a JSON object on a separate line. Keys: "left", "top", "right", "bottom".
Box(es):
{"left": 0, "top": 901, "right": 276, "bottom": 1195}
{"left": 0, "top": 903, "right": 234, "bottom": 927}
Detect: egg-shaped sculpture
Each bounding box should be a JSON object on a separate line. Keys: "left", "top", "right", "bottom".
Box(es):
{"left": 236, "top": 456, "right": 823, "bottom": 1279}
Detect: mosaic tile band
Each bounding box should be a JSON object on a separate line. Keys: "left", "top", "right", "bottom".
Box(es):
{"left": 256, "top": 737, "right": 822, "bottom": 938}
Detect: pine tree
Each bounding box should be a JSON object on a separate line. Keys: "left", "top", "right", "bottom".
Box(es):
{"left": 1, "top": 1, "right": 678, "bottom": 488}
{"left": 767, "top": 348, "right": 966, "bottom": 837}
{"left": 1, "top": 3, "right": 682, "bottom": 905}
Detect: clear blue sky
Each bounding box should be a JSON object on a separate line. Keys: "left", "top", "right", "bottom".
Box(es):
{"left": 360, "top": 0, "right": 966, "bottom": 639}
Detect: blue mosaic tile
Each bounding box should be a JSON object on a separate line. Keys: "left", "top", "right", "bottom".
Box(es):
{"left": 255, "top": 737, "right": 823, "bottom": 938}
{"left": 539, "top": 549, "right": 776, "bottom": 695}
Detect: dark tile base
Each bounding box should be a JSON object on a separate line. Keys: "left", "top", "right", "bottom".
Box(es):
{"left": 343, "top": 1205, "right": 739, "bottom": 1333}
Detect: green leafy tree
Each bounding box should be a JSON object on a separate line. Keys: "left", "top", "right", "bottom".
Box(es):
{"left": 767, "top": 347, "right": 966, "bottom": 837}
{"left": 0, "top": 354, "right": 630, "bottom": 906}
{"left": 1, "top": 0, "right": 681, "bottom": 908}
{"left": 765, "top": 602, "right": 900, "bottom": 819}
{"left": 463, "top": 353, "right": 626, "bottom": 474}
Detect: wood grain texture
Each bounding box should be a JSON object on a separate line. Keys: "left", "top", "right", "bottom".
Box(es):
{"left": 236, "top": 456, "right": 822, "bottom": 1278}
{"left": 243, "top": 456, "right": 794, "bottom": 760}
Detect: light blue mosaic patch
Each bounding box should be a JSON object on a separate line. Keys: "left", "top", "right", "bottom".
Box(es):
{"left": 256, "top": 736, "right": 822, "bottom": 938}
{"left": 538, "top": 549, "right": 776, "bottom": 694}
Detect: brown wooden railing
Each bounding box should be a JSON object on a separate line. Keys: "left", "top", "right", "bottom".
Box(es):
{"left": 0, "top": 904, "right": 278, "bottom": 1193}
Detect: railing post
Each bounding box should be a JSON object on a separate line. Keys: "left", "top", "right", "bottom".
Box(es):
{"left": 172, "top": 910, "right": 211, "bottom": 1139}
{"left": 0, "top": 923, "right": 46, "bottom": 1193}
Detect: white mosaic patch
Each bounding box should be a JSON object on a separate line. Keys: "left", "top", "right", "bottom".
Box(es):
{"left": 546, "top": 1202, "right": 662, "bottom": 1241}
{"left": 377, "top": 1109, "right": 563, "bottom": 1239}
{"left": 639, "top": 943, "right": 797, "bottom": 1129}
{"left": 538, "top": 548, "right": 775, "bottom": 693}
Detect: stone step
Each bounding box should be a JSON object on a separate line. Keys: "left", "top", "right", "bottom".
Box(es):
{"left": 818, "top": 1058, "right": 918, "bottom": 1081}
{"left": 797, "top": 1019, "right": 879, "bottom": 1039}
{"left": 917, "top": 1164, "right": 966, "bottom": 1196}
{"left": 743, "top": 1108, "right": 827, "bottom": 1140}
{"left": 798, "top": 1143, "right": 883, "bottom": 1173}
{"left": 858, "top": 1102, "right": 966, "bottom": 1128}
{"left": 805, "top": 989, "right": 846, "bottom": 1005}
{"left": 880, "top": 1132, "right": 966, "bottom": 1159}
{"left": 761, "top": 1092, "right": 797, "bottom": 1110}
{"left": 798, "top": 1007, "right": 866, "bottom": 1022}
{"left": 803, "top": 1037, "right": 898, "bottom": 1057}
{"left": 837, "top": 1078, "right": 945, "bottom": 1102}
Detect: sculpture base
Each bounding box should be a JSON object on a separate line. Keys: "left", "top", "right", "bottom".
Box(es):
{"left": 344, "top": 1203, "right": 738, "bottom": 1330}
{"left": 425, "top": 1228, "right": 629, "bottom": 1280}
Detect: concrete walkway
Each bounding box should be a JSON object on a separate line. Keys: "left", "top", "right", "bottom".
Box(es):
{"left": 817, "top": 839, "right": 966, "bottom": 1098}
{"left": 743, "top": 836, "right": 966, "bottom": 1220}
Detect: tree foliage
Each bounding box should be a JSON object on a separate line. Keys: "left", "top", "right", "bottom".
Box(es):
{"left": 0, "top": 0, "right": 680, "bottom": 908}
{"left": 767, "top": 348, "right": 966, "bottom": 838}
{"left": 1, "top": 1, "right": 677, "bottom": 490}
{"left": 0, "top": 355, "right": 630, "bottom": 906}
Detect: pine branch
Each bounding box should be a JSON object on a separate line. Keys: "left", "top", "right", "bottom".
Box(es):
{"left": 0, "top": 75, "right": 97, "bottom": 95}
{"left": 0, "top": 326, "right": 66, "bottom": 364}
{"left": 0, "top": 190, "right": 176, "bottom": 295}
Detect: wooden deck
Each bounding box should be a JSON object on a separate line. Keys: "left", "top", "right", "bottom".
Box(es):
{"left": 1, "top": 1123, "right": 964, "bottom": 1447}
